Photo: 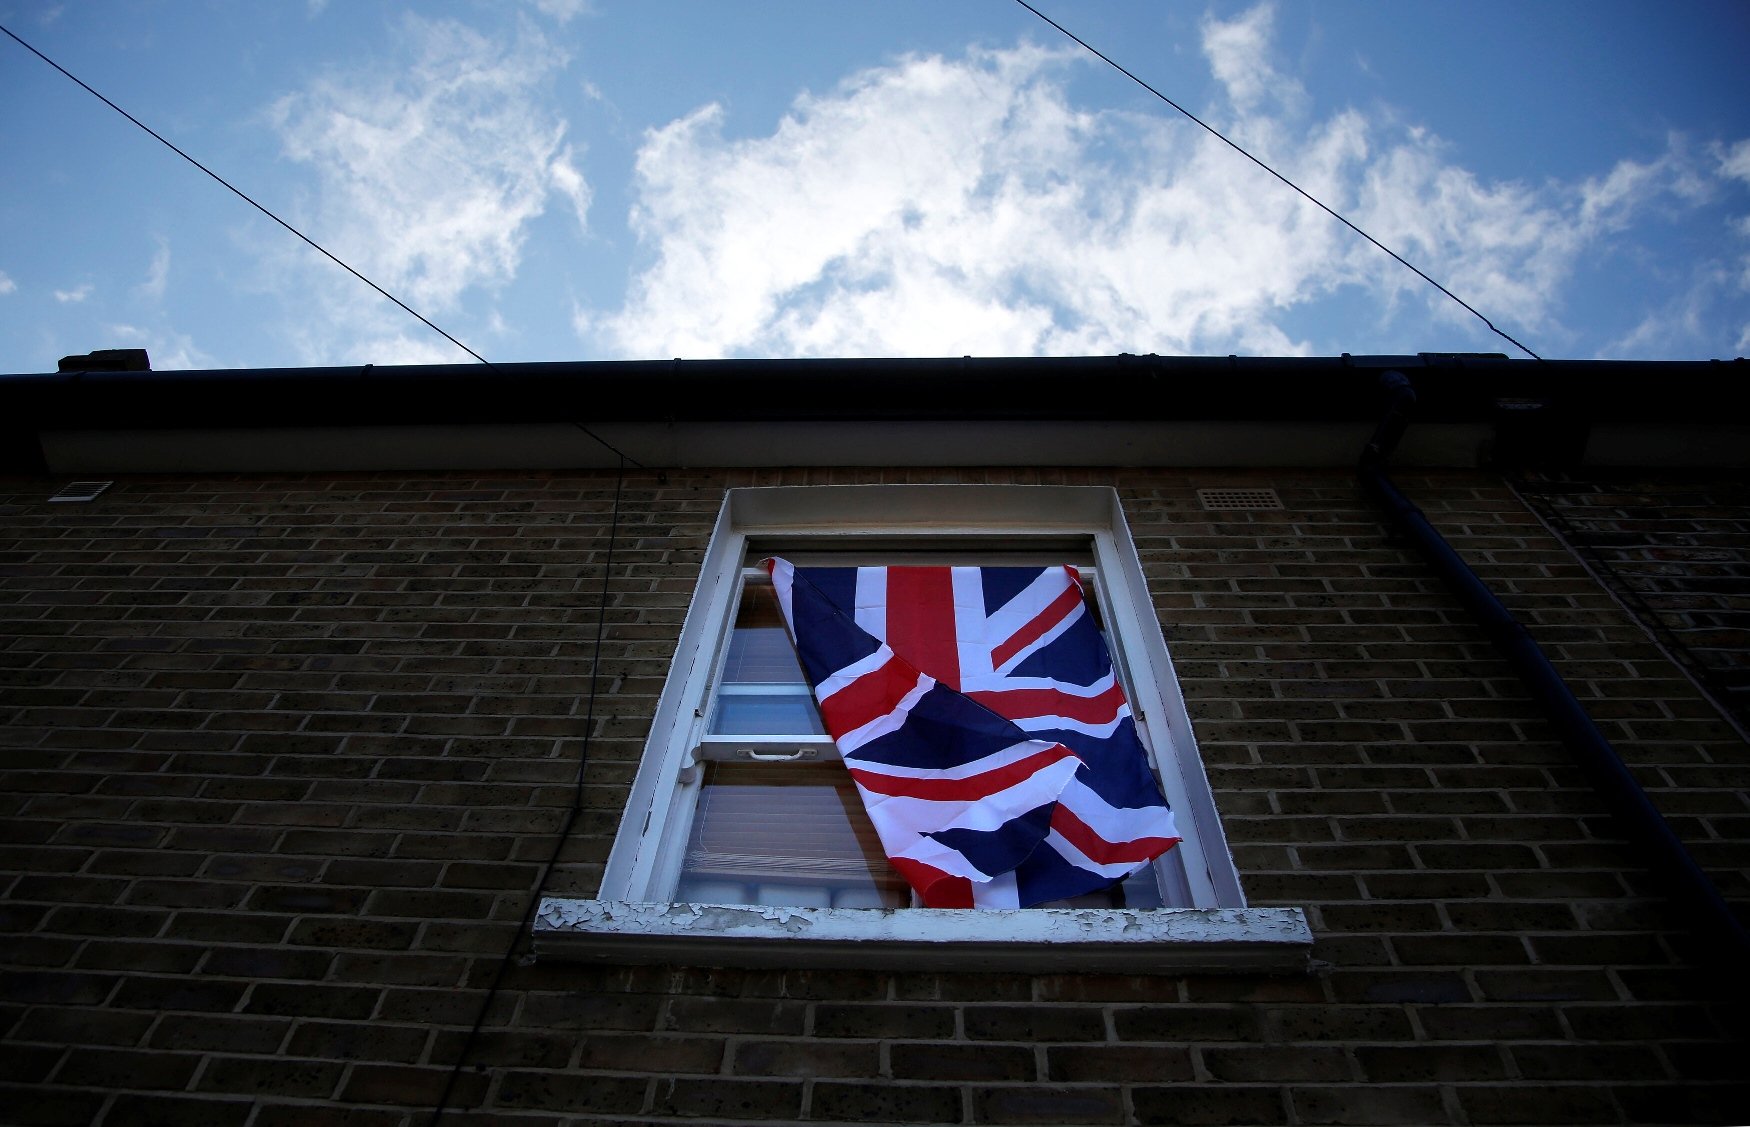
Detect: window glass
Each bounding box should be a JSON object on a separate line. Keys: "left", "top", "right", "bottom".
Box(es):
{"left": 676, "top": 761, "right": 909, "bottom": 908}
{"left": 708, "top": 584, "right": 825, "bottom": 736}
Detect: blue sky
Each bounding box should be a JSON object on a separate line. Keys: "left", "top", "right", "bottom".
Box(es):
{"left": 2, "top": 1, "right": 1747, "bottom": 371}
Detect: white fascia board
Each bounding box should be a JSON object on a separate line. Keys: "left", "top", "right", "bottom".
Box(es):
{"left": 534, "top": 899, "right": 1312, "bottom": 975}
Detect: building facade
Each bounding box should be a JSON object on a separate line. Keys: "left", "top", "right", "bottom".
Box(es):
{"left": 2, "top": 353, "right": 1747, "bottom": 1124}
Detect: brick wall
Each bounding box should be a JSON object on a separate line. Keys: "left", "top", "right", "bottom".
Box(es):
{"left": 2, "top": 467, "right": 1746, "bottom": 1125}
{"left": 1516, "top": 472, "right": 1750, "bottom": 736}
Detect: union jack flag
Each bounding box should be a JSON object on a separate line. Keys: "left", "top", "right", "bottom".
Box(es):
{"left": 766, "top": 558, "right": 1180, "bottom": 908}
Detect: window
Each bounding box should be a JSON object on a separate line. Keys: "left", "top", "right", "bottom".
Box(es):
{"left": 535, "top": 485, "right": 1310, "bottom": 972}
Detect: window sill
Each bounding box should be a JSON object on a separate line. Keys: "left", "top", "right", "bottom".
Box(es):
{"left": 533, "top": 898, "right": 1312, "bottom": 975}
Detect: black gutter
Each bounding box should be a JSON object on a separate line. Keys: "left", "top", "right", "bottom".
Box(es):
{"left": 1360, "top": 370, "right": 1750, "bottom": 983}
{"left": 6, "top": 352, "right": 1745, "bottom": 431}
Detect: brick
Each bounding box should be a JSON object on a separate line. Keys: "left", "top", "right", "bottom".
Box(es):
{"left": 973, "top": 1085, "right": 1124, "bottom": 1124}
{"left": 1457, "top": 1084, "right": 1621, "bottom": 1124}
{"left": 1563, "top": 1003, "right": 1721, "bottom": 1040}
{"left": 340, "top": 1064, "right": 489, "bottom": 1108}
{"left": 1612, "top": 1082, "right": 1750, "bottom": 1125}
{"left": 201, "top": 946, "right": 335, "bottom": 980}
{"left": 809, "top": 1080, "right": 962, "bottom": 1123}
{"left": 813, "top": 1003, "right": 953, "bottom": 1040}
{"left": 1354, "top": 1043, "right": 1508, "bottom": 1082}
{"left": 1415, "top": 1005, "right": 1564, "bottom": 1041}
{"left": 112, "top": 975, "right": 244, "bottom": 1014}
{"left": 1329, "top": 970, "right": 1471, "bottom": 1005}
{"left": 661, "top": 996, "right": 806, "bottom": 1036}
{"left": 51, "top": 1046, "right": 200, "bottom": 1091}
{"left": 1509, "top": 1043, "right": 1669, "bottom": 1082}
{"left": 1317, "top": 902, "right": 1442, "bottom": 933}
{"left": 0, "top": 1084, "right": 107, "bottom": 1126}
{"left": 1291, "top": 1085, "right": 1450, "bottom": 1125}
{"left": 1047, "top": 1045, "right": 1194, "bottom": 1083}
{"left": 735, "top": 1038, "right": 881, "bottom": 1078}
{"left": 517, "top": 990, "right": 662, "bottom": 1032}
{"left": 650, "top": 1076, "right": 805, "bottom": 1120}
{"left": 1270, "top": 1006, "right": 1415, "bottom": 1042}
{"left": 12, "top": 1007, "right": 153, "bottom": 1049}
{"left": 285, "top": 917, "right": 418, "bottom": 951}
{"left": 196, "top": 1055, "right": 344, "bottom": 1098}
{"left": 1204, "top": 1046, "right": 1350, "bottom": 1083}
{"left": 966, "top": 1006, "right": 1107, "bottom": 1042}
{"left": 428, "top": 1029, "right": 571, "bottom": 1069}
{"left": 95, "top": 1093, "right": 255, "bottom": 1127}
{"left": 1473, "top": 968, "right": 1620, "bottom": 1002}
{"left": 164, "top": 910, "right": 292, "bottom": 945}
{"left": 892, "top": 1041, "right": 1033, "bottom": 1081}
{"left": 245, "top": 983, "right": 380, "bottom": 1020}
{"left": 575, "top": 1033, "right": 723, "bottom": 1074}
{"left": 1132, "top": 1085, "right": 1287, "bottom": 1125}
{"left": 0, "top": 1045, "right": 66, "bottom": 1084}
{"left": 1390, "top": 934, "right": 1530, "bottom": 966}
{"left": 286, "top": 1020, "right": 430, "bottom": 1063}
{"left": 147, "top": 1013, "right": 291, "bottom": 1054}
{"left": 1115, "top": 1005, "right": 1260, "bottom": 1043}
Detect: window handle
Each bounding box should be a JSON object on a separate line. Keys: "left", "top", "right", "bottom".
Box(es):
{"left": 741, "top": 748, "right": 819, "bottom": 762}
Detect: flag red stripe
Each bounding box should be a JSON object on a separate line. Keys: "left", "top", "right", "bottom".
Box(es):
{"left": 966, "top": 681, "right": 1126, "bottom": 726}
{"left": 890, "top": 859, "right": 975, "bottom": 908}
{"left": 818, "top": 656, "right": 920, "bottom": 736}
{"left": 990, "top": 580, "right": 1083, "bottom": 669}
{"left": 848, "top": 745, "right": 1077, "bottom": 802}
{"left": 1049, "top": 804, "right": 1181, "bottom": 866}
{"left": 884, "top": 567, "right": 961, "bottom": 689}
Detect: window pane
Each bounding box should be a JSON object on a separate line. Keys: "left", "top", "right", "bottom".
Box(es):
{"left": 708, "top": 584, "right": 825, "bottom": 735}
{"left": 710, "top": 688, "right": 826, "bottom": 736}
{"left": 719, "top": 586, "right": 806, "bottom": 683}
{"left": 677, "top": 762, "right": 909, "bottom": 909}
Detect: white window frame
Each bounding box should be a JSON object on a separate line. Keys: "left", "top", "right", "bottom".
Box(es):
{"left": 535, "top": 485, "right": 1310, "bottom": 972}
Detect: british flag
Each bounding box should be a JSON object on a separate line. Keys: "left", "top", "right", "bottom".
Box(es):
{"left": 766, "top": 558, "right": 1180, "bottom": 908}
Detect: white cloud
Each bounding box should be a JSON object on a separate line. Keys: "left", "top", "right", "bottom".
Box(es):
{"left": 102, "top": 323, "right": 213, "bottom": 372}
{"left": 1718, "top": 139, "right": 1750, "bottom": 185}
{"left": 587, "top": 8, "right": 1745, "bottom": 362}
{"left": 140, "top": 239, "right": 170, "bottom": 300}
{"left": 265, "top": 13, "right": 590, "bottom": 363}
{"left": 54, "top": 283, "right": 93, "bottom": 303}
{"left": 1201, "top": 3, "right": 1302, "bottom": 117}
{"left": 0, "top": 271, "right": 15, "bottom": 296}
{"left": 529, "top": 0, "right": 593, "bottom": 22}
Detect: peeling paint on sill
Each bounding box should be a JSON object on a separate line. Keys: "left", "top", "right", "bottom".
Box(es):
{"left": 533, "top": 898, "right": 1313, "bottom": 974}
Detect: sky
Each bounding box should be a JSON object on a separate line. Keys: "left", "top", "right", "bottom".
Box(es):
{"left": 2, "top": 1, "right": 1747, "bottom": 373}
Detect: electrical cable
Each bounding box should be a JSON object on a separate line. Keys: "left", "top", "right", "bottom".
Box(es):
{"left": 0, "top": 22, "right": 644, "bottom": 469}
{"left": 1011, "top": 0, "right": 1545, "bottom": 362}
{"left": 425, "top": 454, "right": 627, "bottom": 1126}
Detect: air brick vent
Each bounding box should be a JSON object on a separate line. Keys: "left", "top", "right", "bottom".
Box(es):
{"left": 1197, "top": 488, "right": 1282, "bottom": 511}
{"left": 49, "top": 481, "right": 113, "bottom": 503}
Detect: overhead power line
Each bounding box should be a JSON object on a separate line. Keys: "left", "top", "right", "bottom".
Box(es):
{"left": 0, "top": 22, "right": 642, "bottom": 466}
{"left": 1012, "top": 0, "right": 1544, "bottom": 362}
{"left": 1, "top": 24, "right": 491, "bottom": 367}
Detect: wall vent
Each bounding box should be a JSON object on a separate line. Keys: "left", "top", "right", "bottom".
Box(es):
{"left": 1197, "top": 488, "right": 1282, "bottom": 511}
{"left": 49, "top": 481, "right": 113, "bottom": 503}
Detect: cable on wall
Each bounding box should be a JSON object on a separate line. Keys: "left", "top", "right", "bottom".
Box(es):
{"left": 1012, "top": 0, "right": 1545, "bottom": 362}
{"left": 425, "top": 453, "right": 629, "bottom": 1126}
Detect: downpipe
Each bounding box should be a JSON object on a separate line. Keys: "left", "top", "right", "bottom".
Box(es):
{"left": 1359, "top": 371, "right": 1750, "bottom": 979}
